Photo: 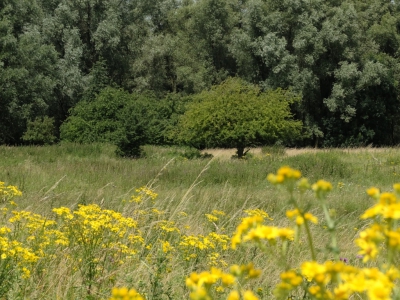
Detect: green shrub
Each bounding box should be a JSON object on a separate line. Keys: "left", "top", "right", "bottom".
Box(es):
{"left": 60, "top": 87, "right": 129, "bottom": 144}
{"left": 114, "top": 100, "right": 147, "bottom": 158}
{"left": 176, "top": 78, "right": 303, "bottom": 158}
{"left": 60, "top": 87, "right": 189, "bottom": 157}
{"left": 22, "top": 116, "right": 57, "bottom": 145}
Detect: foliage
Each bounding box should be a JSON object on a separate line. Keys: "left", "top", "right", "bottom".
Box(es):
{"left": 2, "top": 0, "right": 400, "bottom": 147}
{"left": 0, "top": 0, "right": 58, "bottom": 144}
{"left": 176, "top": 78, "right": 302, "bottom": 158}
{"left": 61, "top": 87, "right": 191, "bottom": 157}
{"left": 60, "top": 87, "right": 129, "bottom": 144}
{"left": 114, "top": 99, "right": 147, "bottom": 158}
{"left": 60, "top": 87, "right": 147, "bottom": 157}
{"left": 22, "top": 116, "right": 57, "bottom": 145}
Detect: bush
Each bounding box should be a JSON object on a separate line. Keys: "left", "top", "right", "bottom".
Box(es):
{"left": 60, "top": 87, "right": 130, "bottom": 144}
{"left": 22, "top": 116, "right": 57, "bottom": 145}
{"left": 60, "top": 87, "right": 189, "bottom": 157}
{"left": 114, "top": 100, "right": 147, "bottom": 158}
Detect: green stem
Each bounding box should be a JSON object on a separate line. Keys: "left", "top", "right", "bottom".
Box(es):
{"left": 303, "top": 219, "right": 316, "bottom": 261}
{"left": 321, "top": 203, "right": 339, "bottom": 260}
{"left": 290, "top": 194, "right": 316, "bottom": 261}
{"left": 386, "top": 219, "right": 396, "bottom": 267}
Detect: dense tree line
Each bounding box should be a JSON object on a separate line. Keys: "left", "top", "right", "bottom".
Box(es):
{"left": 2, "top": 0, "right": 400, "bottom": 150}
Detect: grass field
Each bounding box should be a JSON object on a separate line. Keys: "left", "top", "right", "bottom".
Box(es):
{"left": 1, "top": 144, "right": 397, "bottom": 218}
{"left": 0, "top": 143, "right": 399, "bottom": 299}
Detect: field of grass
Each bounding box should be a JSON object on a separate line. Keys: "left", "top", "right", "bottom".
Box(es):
{"left": 0, "top": 143, "right": 400, "bottom": 299}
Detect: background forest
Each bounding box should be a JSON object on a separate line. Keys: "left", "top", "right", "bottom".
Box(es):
{"left": 2, "top": 0, "right": 400, "bottom": 151}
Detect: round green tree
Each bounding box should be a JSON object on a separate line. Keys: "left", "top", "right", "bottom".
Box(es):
{"left": 176, "top": 78, "right": 303, "bottom": 158}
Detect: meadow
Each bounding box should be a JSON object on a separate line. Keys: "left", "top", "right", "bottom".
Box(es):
{"left": 0, "top": 143, "right": 399, "bottom": 299}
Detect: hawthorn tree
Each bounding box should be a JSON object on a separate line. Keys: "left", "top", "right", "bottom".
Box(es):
{"left": 176, "top": 78, "right": 302, "bottom": 158}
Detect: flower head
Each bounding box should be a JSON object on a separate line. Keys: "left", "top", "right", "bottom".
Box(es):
{"left": 267, "top": 166, "right": 301, "bottom": 185}
{"left": 312, "top": 180, "right": 333, "bottom": 199}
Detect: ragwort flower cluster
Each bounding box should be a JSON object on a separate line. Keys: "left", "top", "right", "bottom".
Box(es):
{"left": 53, "top": 204, "right": 144, "bottom": 295}
{"left": 186, "top": 264, "right": 261, "bottom": 300}
{"left": 269, "top": 167, "right": 400, "bottom": 299}
{"left": 0, "top": 182, "right": 38, "bottom": 297}
{"left": 356, "top": 186, "right": 400, "bottom": 264}
{"left": 187, "top": 166, "right": 400, "bottom": 300}
{"left": 0, "top": 181, "right": 22, "bottom": 203}
{"left": 275, "top": 260, "right": 398, "bottom": 300}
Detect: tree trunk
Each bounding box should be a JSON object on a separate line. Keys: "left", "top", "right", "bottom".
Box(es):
{"left": 236, "top": 146, "right": 245, "bottom": 159}
{"left": 237, "top": 146, "right": 251, "bottom": 158}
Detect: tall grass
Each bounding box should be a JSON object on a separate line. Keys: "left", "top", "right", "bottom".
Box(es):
{"left": 1, "top": 143, "right": 400, "bottom": 298}
{"left": 1, "top": 144, "right": 399, "bottom": 216}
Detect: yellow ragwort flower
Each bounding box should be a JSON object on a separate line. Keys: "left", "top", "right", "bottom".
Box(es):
{"left": 243, "top": 290, "right": 259, "bottom": 300}
{"left": 312, "top": 180, "right": 333, "bottom": 199}
{"left": 110, "top": 287, "right": 144, "bottom": 300}
{"left": 367, "top": 187, "right": 380, "bottom": 199}
{"left": 267, "top": 166, "right": 301, "bottom": 184}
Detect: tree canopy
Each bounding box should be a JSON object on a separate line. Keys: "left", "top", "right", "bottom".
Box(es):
{"left": 176, "top": 78, "right": 302, "bottom": 157}
{"left": 1, "top": 0, "right": 400, "bottom": 148}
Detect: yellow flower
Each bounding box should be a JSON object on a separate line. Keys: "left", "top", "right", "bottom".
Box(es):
{"left": 361, "top": 204, "right": 383, "bottom": 219}
{"left": 301, "top": 261, "right": 328, "bottom": 284}
{"left": 110, "top": 287, "right": 144, "bottom": 300}
{"left": 355, "top": 225, "right": 384, "bottom": 262}
{"left": 393, "top": 183, "right": 400, "bottom": 194}
{"left": 205, "top": 214, "right": 218, "bottom": 222}
{"left": 267, "top": 166, "right": 301, "bottom": 184}
{"left": 366, "top": 279, "right": 392, "bottom": 300}
{"left": 383, "top": 203, "right": 400, "bottom": 219}
{"left": 308, "top": 285, "right": 321, "bottom": 296}
{"left": 312, "top": 180, "right": 333, "bottom": 198}
{"left": 286, "top": 209, "right": 318, "bottom": 225}
{"left": 243, "top": 225, "right": 293, "bottom": 244}
{"left": 277, "top": 166, "right": 301, "bottom": 179}
{"left": 231, "top": 215, "right": 264, "bottom": 249}
{"left": 21, "top": 267, "right": 30, "bottom": 279}
{"left": 130, "top": 186, "right": 158, "bottom": 203}
{"left": 0, "top": 227, "right": 11, "bottom": 235}
{"left": 304, "top": 212, "right": 318, "bottom": 224}
{"left": 367, "top": 187, "right": 380, "bottom": 199}
{"left": 333, "top": 284, "right": 351, "bottom": 300}
{"left": 52, "top": 207, "right": 73, "bottom": 219}
{"left": 244, "top": 209, "right": 272, "bottom": 220}
{"left": 0, "top": 183, "right": 22, "bottom": 203}
{"left": 221, "top": 273, "right": 235, "bottom": 286}
{"left": 212, "top": 210, "right": 225, "bottom": 216}
{"left": 230, "top": 265, "right": 241, "bottom": 276}
{"left": 248, "top": 267, "right": 262, "bottom": 279}
{"left": 243, "top": 290, "right": 259, "bottom": 300}
{"left": 379, "top": 192, "right": 397, "bottom": 205}
{"left": 227, "top": 290, "right": 240, "bottom": 300}
{"left": 162, "top": 241, "right": 173, "bottom": 253}
{"left": 189, "top": 287, "right": 210, "bottom": 300}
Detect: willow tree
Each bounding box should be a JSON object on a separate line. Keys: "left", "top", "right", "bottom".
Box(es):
{"left": 176, "top": 78, "right": 303, "bottom": 158}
